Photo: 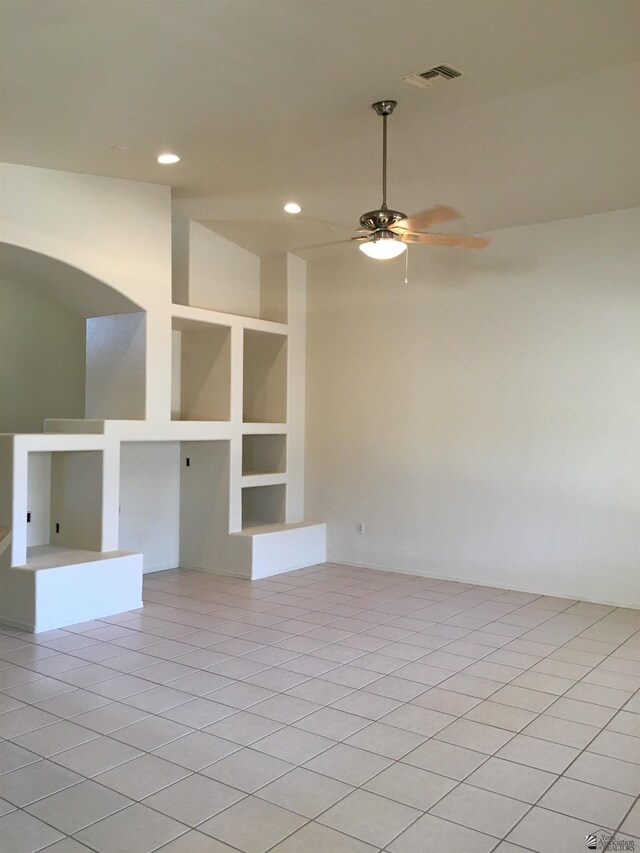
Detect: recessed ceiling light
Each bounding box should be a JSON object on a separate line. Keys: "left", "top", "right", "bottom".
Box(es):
{"left": 157, "top": 152, "right": 180, "bottom": 164}
{"left": 283, "top": 202, "right": 302, "bottom": 214}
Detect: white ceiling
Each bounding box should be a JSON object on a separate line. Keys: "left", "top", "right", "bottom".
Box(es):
{"left": 1, "top": 0, "right": 639, "bottom": 257}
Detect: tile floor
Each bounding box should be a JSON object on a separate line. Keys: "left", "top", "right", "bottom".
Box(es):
{"left": 0, "top": 563, "right": 639, "bottom": 853}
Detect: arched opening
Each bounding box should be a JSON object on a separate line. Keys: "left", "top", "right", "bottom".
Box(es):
{"left": 1, "top": 244, "right": 147, "bottom": 431}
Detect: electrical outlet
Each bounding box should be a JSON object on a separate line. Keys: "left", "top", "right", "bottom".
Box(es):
{"left": 186, "top": 457, "right": 190, "bottom": 467}
{"left": 356, "top": 522, "right": 365, "bottom": 534}
{"left": 27, "top": 511, "right": 31, "bottom": 523}
{"left": 55, "top": 523, "right": 60, "bottom": 534}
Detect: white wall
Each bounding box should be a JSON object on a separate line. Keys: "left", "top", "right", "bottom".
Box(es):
{"left": 186, "top": 222, "right": 261, "bottom": 317}
{"left": 85, "top": 313, "right": 146, "bottom": 420}
{"left": 0, "top": 163, "right": 172, "bottom": 422}
{"left": 305, "top": 207, "right": 640, "bottom": 607}
{"left": 0, "top": 276, "right": 85, "bottom": 433}
{"left": 119, "top": 442, "right": 180, "bottom": 572}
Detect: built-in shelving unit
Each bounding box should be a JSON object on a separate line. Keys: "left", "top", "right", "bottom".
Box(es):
{"left": 243, "top": 329, "right": 287, "bottom": 424}
{"left": 172, "top": 316, "right": 231, "bottom": 421}
{"left": 26, "top": 449, "right": 103, "bottom": 555}
{"left": 0, "top": 167, "right": 326, "bottom": 631}
{"left": 242, "top": 433, "right": 286, "bottom": 476}
{"left": 242, "top": 483, "right": 286, "bottom": 530}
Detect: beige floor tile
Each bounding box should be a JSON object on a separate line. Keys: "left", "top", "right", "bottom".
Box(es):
{"left": 431, "top": 782, "right": 530, "bottom": 837}
{"left": 198, "top": 795, "right": 306, "bottom": 853}
{"left": 25, "top": 779, "right": 132, "bottom": 834}
{"left": 36, "top": 690, "right": 111, "bottom": 717}
{"left": 294, "top": 706, "right": 369, "bottom": 740}
{"left": 345, "top": 721, "right": 426, "bottom": 759}
{"left": 620, "top": 800, "right": 640, "bottom": 837}
{"left": 402, "top": 738, "right": 488, "bottom": 780}
{"left": 253, "top": 725, "right": 334, "bottom": 763}
{"left": 490, "top": 685, "right": 556, "bottom": 712}
{"left": 563, "top": 681, "right": 633, "bottom": 709}
{"left": 155, "top": 830, "right": 238, "bottom": 852}
{"left": 2, "top": 759, "right": 82, "bottom": 806}
{"left": 388, "top": 812, "right": 497, "bottom": 853}
{"left": 587, "top": 730, "right": 640, "bottom": 763}
{"left": 0, "top": 742, "right": 42, "bottom": 775}
{"left": 94, "top": 753, "right": 190, "bottom": 799}
{"left": 521, "top": 714, "right": 599, "bottom": 748}
{"left": 303, "top": 742, "right": 393, "bottom": 785}
{"left": 70, "top": 701, "right": 150, "bottom": 734}
{"left": 199, "top": 747, "right": 294, "bottom": 792}
{"left": 507, "top": 806, "right": 614, "bottom": 853}
{"left": 110, "top": 715, "right": 194, "bottom": 751}
{"left": 203, "top": 710, "right": 284, "bottom": 745}
{"left": 434, "top": 718, "right": 515, "bottom": 754}
{"left": 538, "top": 777, "right": 633, "bottom": 828}
{"left": 378, "top": 703, "right": 455, "bottom": 737}
{"left": 437, "top": 673, "right": 503, "bottom": 699}
{"left": 544, "top": 697, "right": 616, "bottom": 728}
{"left": 256, "top": 766, "right": 353, "bottom": 817}
{"left": 496, "top": 734, "right": 579, "bottom": 773}
{"left": 75, "top": 803, "right": 187, "bottom": 853}
{"left": 121, "top": 685, "right": 193, "bottom": 713}
{"left": 564, "top": 751, "right": 640, "bottom": 796}
{"left": 363, "top": 761, "right": 456, "bottom": 810}
{"left": 143, "top": 774, "right": 244, "bottom": 826}
{"left": 51, "top": 736, "right": 142, "bottom": 777}
{"left": 0, "top": 809, "right": 64, "bottom": 853}
{"left": 285, "top": 678, "right": 353, "bottom": 705}
{"left": 247, "top": 692, "right": 321, "bottom": 723}
{"left": 411, "top": 686, "right": 482, "bottom": 716}
{"left": 606, "top": 710, "right": 640, "bottom": 736}
{"left": 463, "top": 700, "right": 538, "bottom": 732}
{"left": 329, "top": 689, "right": 401, "bottom": 719}
{"left": 268, "top": 821, "right": 377, "bottom": 853}
{"left": 0, "top": 706, "right": 61, "bottom": 739}
{"left": 152, "top": 730, "right": 240, "bottom": 771}
{"left": 318, "top": 788, "right": 420, "bottom": 848}
{"left": 465, "top": 756, "right": 557, "bottom": 803}
{"left": 14, "top": 720, "right": 99, "bottom": 757}
{"left": 509, "top": 671, "right": 575, "bottom": 695}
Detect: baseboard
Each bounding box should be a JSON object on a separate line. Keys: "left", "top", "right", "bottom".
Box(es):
{"left": 332, "top": 559, "right": 639, "bottom": 610}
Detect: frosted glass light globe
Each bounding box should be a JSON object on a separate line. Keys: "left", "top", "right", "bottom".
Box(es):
{"left": 359, "top": 234, "right": 406, "bottom": 259}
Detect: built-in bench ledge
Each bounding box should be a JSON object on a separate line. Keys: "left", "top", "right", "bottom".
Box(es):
{"left": 231, "top": 521, "right": 326, "bottom": 580}
{"left": 1, "top": 547, "right": 143, "bottom": 633}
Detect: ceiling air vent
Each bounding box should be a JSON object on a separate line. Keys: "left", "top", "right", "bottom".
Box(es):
{"left": 403, "top": 65, "right": 462, "bottom": 89}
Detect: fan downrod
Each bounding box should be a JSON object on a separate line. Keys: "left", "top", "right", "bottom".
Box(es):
{"left": 372, "top": 100, "right": 397, "bottom": 117}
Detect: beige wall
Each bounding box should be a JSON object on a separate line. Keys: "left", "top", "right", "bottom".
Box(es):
{"left": 0, "top": 276, "right": 85, "bottom": 433}
{"left": 305, "top": 207, "right": 640, "bottom": 607}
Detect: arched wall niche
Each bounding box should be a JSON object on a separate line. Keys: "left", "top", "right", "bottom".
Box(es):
{"left": 1, "top": 243, "right": 147, "bottom": 432}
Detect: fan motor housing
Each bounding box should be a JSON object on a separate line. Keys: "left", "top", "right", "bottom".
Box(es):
{"left": 359, "top": 208, "right": 406, "bottom": 232}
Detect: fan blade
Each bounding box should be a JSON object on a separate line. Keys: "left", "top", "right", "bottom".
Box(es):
{"left": 390, "top": 205, "right": 461, "bottom": 233}
{"left": 399, "top": 231, "right": 489, "bottom": 249}
{"left": 291, "top": 236, "right": 365, "bottom": 251}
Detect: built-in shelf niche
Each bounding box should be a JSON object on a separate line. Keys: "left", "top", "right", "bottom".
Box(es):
{"left": 86, "top": 312, "right": 146, "bottom": 420}
{"left": 242, "top": 434, "right": 286, "bottom": 476}
{"left": 243, "top": 329, "right": 287, "bottom": 424}
{"left": 172, "top": 318, "right": 231, "bottom": 421}
{"left": 242, "top": 483, "right": 286, "bottom": 530}
{"left": 26, "top": 450, "right": 102, "bottom": 554}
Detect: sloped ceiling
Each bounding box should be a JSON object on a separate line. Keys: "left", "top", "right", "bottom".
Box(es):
{"left": 1, "top": 0, "right": 639, "bottom": 256}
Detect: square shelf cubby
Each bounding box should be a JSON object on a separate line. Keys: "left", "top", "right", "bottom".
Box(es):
{"left": 172, "top": 318, "right": 231, "bottom": 421}
{"left": 242, "top": 483, "right": 286, "bottom": 530}
{"left": 26, "top": 450, "right": 103, "bottom": 555}
{"left": 242, "top": 434, "right": 286, "bottom": 476}
{"left": 243, "top": 329, "right": 287, "bottom": 424}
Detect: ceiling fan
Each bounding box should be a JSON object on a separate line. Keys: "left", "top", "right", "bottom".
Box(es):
{"left": 305, "top": 100, "right": 489, "bottom": 259}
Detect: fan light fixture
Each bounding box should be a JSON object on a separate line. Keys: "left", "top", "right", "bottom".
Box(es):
{"left": 359, "top": 231, "right": 406, "bottom": 260}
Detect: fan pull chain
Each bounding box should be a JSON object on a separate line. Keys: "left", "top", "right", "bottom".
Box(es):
{"left": 404, "top": 245, "right": 409, "bottom": 285}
